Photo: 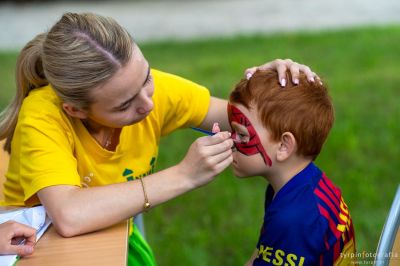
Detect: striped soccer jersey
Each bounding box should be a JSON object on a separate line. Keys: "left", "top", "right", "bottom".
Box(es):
{"left": 253, "top": 162, "right": 356, "bottom": 266}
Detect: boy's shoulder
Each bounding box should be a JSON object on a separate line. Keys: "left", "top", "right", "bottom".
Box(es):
{"left": 257, "top": 167, "right": 355, "bottom": 265}
{"left": 267, "top": 163, "right": 344, "bottom": 228}
{"left": 265, "top": 163, "right": 350, "bottom": 243}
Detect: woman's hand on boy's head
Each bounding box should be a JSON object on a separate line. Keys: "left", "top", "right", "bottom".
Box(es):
{"left": 244, "top": 58, "right": 321, "bottom": 87}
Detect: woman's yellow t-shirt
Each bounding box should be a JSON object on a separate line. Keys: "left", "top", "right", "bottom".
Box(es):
{"left": 1, "top": 69, "right": 210, "bottom": 206}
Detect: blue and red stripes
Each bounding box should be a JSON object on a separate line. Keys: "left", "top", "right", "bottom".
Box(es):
{"left": 314, "top": 172, "right": 355, "bottom": 264}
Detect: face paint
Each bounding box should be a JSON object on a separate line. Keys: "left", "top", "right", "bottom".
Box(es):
{"left": 228, "top": 103, "right": 272, "bottom": 166}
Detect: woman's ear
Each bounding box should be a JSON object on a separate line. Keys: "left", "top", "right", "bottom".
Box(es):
{"left": 62, "top": 103, "right": 88, "bottom": 119}
{"left": 276, "top": 132, "right": 297, "bottom": 161}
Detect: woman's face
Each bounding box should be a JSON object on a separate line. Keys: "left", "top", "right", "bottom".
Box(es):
{"left": 86, "top": 45, "right": 155, "bottom": 128}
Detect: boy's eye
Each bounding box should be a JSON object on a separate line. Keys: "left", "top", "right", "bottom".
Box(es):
{"left": 231, "top": 132, "right": 248, "bottom": 144}
{"left": 237, "top": 133, "right": 250, "bottom": 143}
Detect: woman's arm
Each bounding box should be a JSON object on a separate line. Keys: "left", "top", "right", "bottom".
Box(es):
{"left": 38, "top": 167, "right": 193, "bottom": 237}
{"left": 38, "top": 132, "right": 233, "bottom": 237}
{"left": 200, "top": 97, "right": 230, "bottom": 131}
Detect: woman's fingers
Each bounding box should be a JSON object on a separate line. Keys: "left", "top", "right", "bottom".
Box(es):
{"left": 212, "top": 122, "right": 220, "bottom": 133}
{"left": 198, "top": 133, "right": 233, "bottom": 156}
{"left": 0, "top": 221, "right": 36, "bottom": 256}
{"left": 201, "top": 147, "right": 232, "bottom": 177}
{"left": 244, "top": 58, "right": 321, "bottom": 86}
{"left": 180, "top": 130, "right": 233, "bottom": 187}
{"left": 214, "top": 153, "right": 234, "bottom": 173}
{"left": 275, "top": 59, "right": 290, "bottom": 87}
{"left": 6, "top": 244, "right": 34, "bottom": 257}
{"left": 197, "top": 131, "right": 231, "bottom": 146}
{"left": 12, "top": 223, "right": 36, "bottom": 246}
{"left": 289, "top": 62, "right": 300, "bottom": 85}
{"left": 244, "top": 66, "right": 257, "bottom": 80}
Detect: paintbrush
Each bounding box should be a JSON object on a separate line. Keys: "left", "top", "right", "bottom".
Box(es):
{"left": 189, "top": 127, "right": 216, "bottom": 136}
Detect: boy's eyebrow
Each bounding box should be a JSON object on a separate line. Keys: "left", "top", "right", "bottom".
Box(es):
{"left": 113, "top": 65, "right": 151, "bottom": 110}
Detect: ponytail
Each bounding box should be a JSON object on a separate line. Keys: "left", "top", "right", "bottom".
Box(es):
{"left": 1, "top": 12, "right": 133, "bottom": 153}
{"left": 0, "top": 33, "right": 48, "bottom": 153}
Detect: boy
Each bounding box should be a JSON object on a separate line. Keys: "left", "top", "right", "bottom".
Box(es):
{"left": 228, "top": 70, "right": 356, "bottom": 265}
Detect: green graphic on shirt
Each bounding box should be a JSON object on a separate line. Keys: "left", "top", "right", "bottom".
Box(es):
{"left": 123, "top": 169, "right": 134, "bottom": 177}
{"left": 124, "top": 157, "right": 156, "bottom": 181}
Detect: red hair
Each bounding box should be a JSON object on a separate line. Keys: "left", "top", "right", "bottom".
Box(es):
{"left": 229, "top": 70, "right": 334, "bottom": 160}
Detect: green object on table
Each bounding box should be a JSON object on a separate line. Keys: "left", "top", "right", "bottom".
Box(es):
{"left": 128, "top": 223, "right": 157, "bottom": 266}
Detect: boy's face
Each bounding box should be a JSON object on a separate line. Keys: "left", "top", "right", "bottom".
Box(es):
{"left": 228, "top": 103, "right": 276, "bottom": 178}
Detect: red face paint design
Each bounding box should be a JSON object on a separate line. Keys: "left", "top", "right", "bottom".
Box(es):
{"left": 227, "top": 103, "right": 272, "bottom": 166}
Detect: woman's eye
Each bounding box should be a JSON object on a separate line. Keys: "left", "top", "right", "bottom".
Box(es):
{"left": 145, "top": 74, "right": 153, "bottom": 85}
{"left": 119, "top": 105, "right": 130, "bottom": 112}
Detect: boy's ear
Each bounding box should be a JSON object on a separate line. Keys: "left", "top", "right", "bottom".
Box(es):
{"left": 276, "top": 132, "right": 297, "bottom": 161}
{"left": 62, "top": 103, "right": 88, "bottom": 119}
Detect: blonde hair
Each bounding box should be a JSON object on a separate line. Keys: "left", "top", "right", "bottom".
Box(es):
{"left": 0, "top": 12, "right": 133, "bottom": 152}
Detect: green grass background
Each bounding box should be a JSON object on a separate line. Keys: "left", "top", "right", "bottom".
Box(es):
{"left": 1, "top": 26, "right": 399, "bottom": 265}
